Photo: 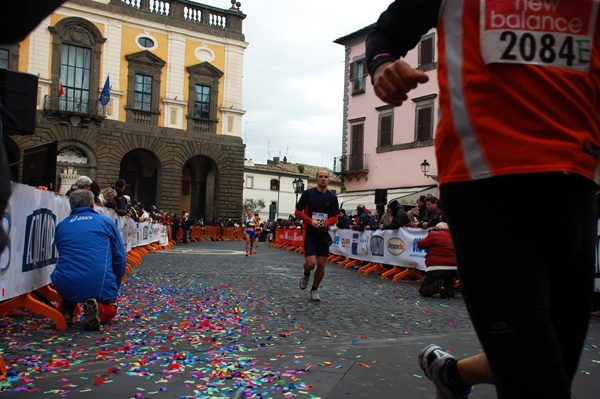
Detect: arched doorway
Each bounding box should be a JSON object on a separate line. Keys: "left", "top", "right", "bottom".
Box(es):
{"left": 56, "top": 143, "right": 97, "bottom": 194}
{"left": 120, "top": 149, "right": 161, "bottom": 209}
{"left": 181, "top": 156, "right": 218, "bottom": 221}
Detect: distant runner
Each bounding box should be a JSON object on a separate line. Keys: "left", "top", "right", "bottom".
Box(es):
{"left": 244, "top": 209, "right": 256, "bottom": 256}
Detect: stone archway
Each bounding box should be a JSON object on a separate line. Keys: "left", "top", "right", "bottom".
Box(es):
{"left": 181, "top": 156, "right": 218, "bottom": 221}
{"left": 119, "top": 149, "right": 161, "bottom": 209}
{"left": 56, "top": 141, "right": 98, "bottom": 195}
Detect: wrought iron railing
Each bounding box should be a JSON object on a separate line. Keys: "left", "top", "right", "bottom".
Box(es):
{"left": 335, "top": 154, "right": 369, "bottom": 173}
{"left": 44, "top": 95, "right": 106, "bottom": 120}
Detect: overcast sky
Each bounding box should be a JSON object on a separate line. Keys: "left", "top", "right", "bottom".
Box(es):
{"left": 197, "top": 0, "right": 394, "bottom": 169}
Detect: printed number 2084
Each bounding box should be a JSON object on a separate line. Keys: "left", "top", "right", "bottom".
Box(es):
{"left": 499, "top": 31, "right": 588, "bottom": 66}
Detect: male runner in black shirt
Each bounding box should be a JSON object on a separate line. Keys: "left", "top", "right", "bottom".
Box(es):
{"left": 294, "top": 170, "right": 339, "bottom": 301}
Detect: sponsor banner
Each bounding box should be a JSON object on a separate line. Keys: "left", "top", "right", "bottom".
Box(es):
{"left": 0, "top": 183, "right": 162, "bottom": 300}
{"left": 330, "top": 228, "right": 429, "bottom": 271}
{"left": 280, "top": 229, "right": 304, "bottom": 246}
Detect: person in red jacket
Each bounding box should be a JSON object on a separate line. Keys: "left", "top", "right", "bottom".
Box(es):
{"left": 417, "top": 222, "right": 457, "bottom": 299}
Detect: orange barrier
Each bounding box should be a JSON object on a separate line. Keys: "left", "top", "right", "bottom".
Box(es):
{"left": 1, "top": 227, "right": 169, "bottom": 331}
{"left": 381, "top": 266, "right": 402, "bottom": 280}
{"left": 328, "top": 254, "right": 346, "bottom": 264}
{"left": 191, "top": 226, "right": 206, "bottom": 242}
{"left": 0, "top": 354, "right": 6, "bottom": 379}
{"left": 0, "top": 290, "right": 67, "bottom": 330}
{"left": 391, "top": 267, "right": 423, "bottom": 282}
{"left": 363, "top": 263, "right": 388, "bottom": 277}
{"left": 223, "top": 227, "right": 242, "bottom": 241}
{"left": 204, "top": 226, "right": 222, "bottom": 241}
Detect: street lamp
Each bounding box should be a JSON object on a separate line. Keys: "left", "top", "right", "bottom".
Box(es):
{"left": 292, "top": 178, "right": 304, "bottom": 205}
{"left": 420, "top": 159, "right": 439, "bottom": 182}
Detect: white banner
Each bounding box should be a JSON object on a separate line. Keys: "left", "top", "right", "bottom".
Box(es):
{"left": 0, "top": 183, "right": 163, "bottom": 300}
{"left": 330, "top": 228, "right": 429, "bottom": 271}
{"left": 333, "top": 224, "right": 600, "bottom": 291}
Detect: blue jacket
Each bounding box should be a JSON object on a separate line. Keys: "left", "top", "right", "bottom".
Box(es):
{"left": 51, "top": 207, "right": 126, "bottom": 303}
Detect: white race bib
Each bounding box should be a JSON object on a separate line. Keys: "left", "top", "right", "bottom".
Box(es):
{"left": 312, "top": 212, "right": 328, "bottom": 222}
{"left": 480, "top": 0, "right": 598, "bottom": 72}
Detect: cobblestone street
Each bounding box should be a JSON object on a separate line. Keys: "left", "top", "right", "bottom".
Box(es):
{"left": 1, "top": 241, "right": 598, "bottom": 398}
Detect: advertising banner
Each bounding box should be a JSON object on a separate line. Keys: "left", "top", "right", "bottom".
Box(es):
{"left": 280, "top": 228, "right": 303, "bottom": 246}
{"left": 330, "top": 228, "right": 429, "bottom": 271}
{"left": 0, "top": 183, "right": 162, "bottom": 300}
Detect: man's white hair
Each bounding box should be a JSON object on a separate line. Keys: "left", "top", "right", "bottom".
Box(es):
{"left": 74, "top": 175, "right": 92, "bottom": 188}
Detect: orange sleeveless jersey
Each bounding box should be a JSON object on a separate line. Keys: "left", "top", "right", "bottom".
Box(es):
{"left": 435, "top": 0, "right": 600, "bottom": 185}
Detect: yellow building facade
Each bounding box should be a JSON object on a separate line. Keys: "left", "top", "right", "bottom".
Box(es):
{"left": 0, "top": 0, "right": 248, "bottom": 220}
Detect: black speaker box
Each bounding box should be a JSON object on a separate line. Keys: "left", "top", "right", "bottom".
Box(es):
{"left": 0, "top": 69, "right": 38, "bottom": 135}
{"left": 375, "top": 188, "right": 387, "bottom": 205}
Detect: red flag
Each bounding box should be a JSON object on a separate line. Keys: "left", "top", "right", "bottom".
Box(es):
{"left": 59, "top": 80, "right": 64, "bottom": 96}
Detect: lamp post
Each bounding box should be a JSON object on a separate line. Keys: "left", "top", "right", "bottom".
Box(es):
{"left": 420, "top": 159, "right": 439, "bottom": 182}
{"left": 292, "top": 178, "right": 304, "bottom": 205}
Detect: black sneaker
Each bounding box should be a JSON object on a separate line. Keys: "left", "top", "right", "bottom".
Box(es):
{"left": 83, "top": 298, "right": 100, "bottom": 331}
{"left": 63, "top": 309, "right": 74, "bottom": 328}
{"left": 437, "top": 280, "right": 448, "bottom": 299}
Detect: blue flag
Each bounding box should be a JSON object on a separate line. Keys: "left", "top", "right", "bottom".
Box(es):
{"left": 99, "top": 76, "right": 110, "bottom": 106}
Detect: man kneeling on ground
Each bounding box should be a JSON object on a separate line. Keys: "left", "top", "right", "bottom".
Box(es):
{"left": 51, "top": 189, "right": 127, "bottom": 330}
{"left": 417, "top": 222, "right": 458, "bottom": 299}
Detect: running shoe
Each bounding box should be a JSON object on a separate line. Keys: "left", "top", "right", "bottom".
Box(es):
{"left": 83, "top": 298, "right": 101, "bottom": 331}
{"left": 310, "top": 289, "right": 321, "bottom": 301}
{"left": 299, "top": 274, "right": 309, "bottom": 290}
{"left": 419, "top": 344, "right": 472, "bottom": 399}
{"left": 253, "top": 249, "right": 257, "bottom": 254}
{"left": 246, "top": 252, "right": 248, "bottom": 256}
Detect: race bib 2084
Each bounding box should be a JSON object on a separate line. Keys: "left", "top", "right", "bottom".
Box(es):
{"left": 480, "top": 0, "right": 599, "bottom": 71}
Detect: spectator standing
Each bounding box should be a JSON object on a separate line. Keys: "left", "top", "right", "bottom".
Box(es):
{"left": 180, "top": 213, "right": 192, "bottom": 243}
{"left": 354, "top": 204, "right": 375, "bottom": 231}
{"left": 171, "top": 213, "right": 180, "bottom": 242}
{"left": 407, "top": 195, "right": 427, "bottom": 223}
{"left": 100, "top": 187, "right": 117, "bottom": 209}
{"left": 51, "top": 190, "right": 126, "bottom": 331}
{"left": 113, "top": 179, "right": 128, "bottom": 216}
{"left": 367, "top": 1, "right": 600, "bottom": 399}
{"left": 337, "top": 209, "right": 352, "bottom": 229}
{"left": 381, "top": 199, "right": 410, "bottom": 230}
{"left": 418, "top": 197, "right": 440, "bottom": 229}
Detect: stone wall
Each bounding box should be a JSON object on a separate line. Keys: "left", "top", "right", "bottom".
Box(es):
{"left": 9, "top": 110, "right": 245, "bottom": 219}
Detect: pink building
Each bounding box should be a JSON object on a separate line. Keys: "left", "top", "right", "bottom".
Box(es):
{"left": 334, "top": 25, "right": 439, "bottom": 213}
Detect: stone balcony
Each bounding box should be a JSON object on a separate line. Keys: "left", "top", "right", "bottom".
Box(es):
{"left": 104, "top": 0, "right": 246, "bottom": 41}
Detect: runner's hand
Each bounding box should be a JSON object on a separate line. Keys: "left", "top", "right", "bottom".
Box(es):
{"left": 373, "top": 60, "right": 429, "bottom": 106}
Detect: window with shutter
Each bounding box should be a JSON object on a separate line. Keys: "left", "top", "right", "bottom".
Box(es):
{"left": 0, "top": 48, "right": 9, "bottom": 70}
{"left": 416, "top": 106, "right": 433, "bottom": 141}
{"left": 350, "top": 123, "right": 364, "bottom": 169}
{"left": 270, "top": 179, "right": 280, "bottom": 191}
{"left": 379, "top": 114, "right": 393, "bottom": 147}
{"left": 350, "top": 58, "right": 366, "bottom": 95}
{"left": 418, "top": 33, "right": 436, "bottom": 71}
